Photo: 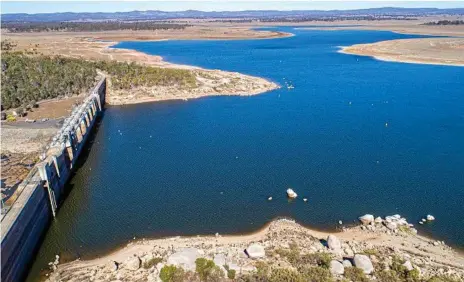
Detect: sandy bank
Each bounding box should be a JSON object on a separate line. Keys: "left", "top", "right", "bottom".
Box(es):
{"left": 46, "top": 218, "right": 464, "bottom": 281}
{"left": 339, "top": 37, "right": 464, "bottom": 67}
{"left": 298, "top": 23, "right": 464, "bottom": 67}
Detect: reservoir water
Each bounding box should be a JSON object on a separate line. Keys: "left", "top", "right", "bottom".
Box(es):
{"left": 28, "top": 27, "right": 464, "bottom": 279}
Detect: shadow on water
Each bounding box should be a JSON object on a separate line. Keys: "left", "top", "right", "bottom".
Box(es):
{"left": 24, "top": 111, "right": 105, "bottom": 282}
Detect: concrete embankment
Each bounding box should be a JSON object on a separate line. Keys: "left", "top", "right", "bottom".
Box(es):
{"left": 1, "top": 77, "right": 106, "bottom": 282}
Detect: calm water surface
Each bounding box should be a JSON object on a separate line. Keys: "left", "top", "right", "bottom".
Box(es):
{"left": 28, "top": 27, "right": 464, "bottom": 280}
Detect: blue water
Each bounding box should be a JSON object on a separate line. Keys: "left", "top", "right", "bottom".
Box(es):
{"left": 28, "top": 27, "right": 464, "bottom": 280}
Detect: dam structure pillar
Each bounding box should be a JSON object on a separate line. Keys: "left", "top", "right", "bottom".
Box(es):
{"left": 1, "top": 77, "right": 107, "bottom": 282}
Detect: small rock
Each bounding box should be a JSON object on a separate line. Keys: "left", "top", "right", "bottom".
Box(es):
{"left": 358, "top": 214, "right": 374, "bottom": 225}
{"left": 386, "top": 222, "right": 398, "bottom": 231}
{"left": 342, "top": 260, "right": 353, "bottom": 268}
{"left": 303, "top": 198, "right": 308, "bottom": 202}
{"left": 426, "top": 215, "right": 435, "bottom": 221}
{"left": 344, "top": 248, "right": 354, "bottom": 256}
{"left": 374, "top": 217, "right": 383, "bottom": 224}
{"left": 268, "top": 197, "right": 273, "bottom": 201}
{"left": 327, "top": 235, "right": 342, "bottom": 251}
{"left": 353, "top": 254, "right": 374, "bottom": 274}
{"left": 245, "top": 243, "right": 265, "bottom": 259}
{"left": 330, "top": 260, "right": 345, "bottom": 275}
{"left": 338, "top": 220, "right": 343, "bottom": 225}
{"left": 403, "top": 260, "right": 414, "bottom": 271}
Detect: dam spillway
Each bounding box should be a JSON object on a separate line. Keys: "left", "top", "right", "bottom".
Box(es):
{"left": 0, "top": 77, "right": 106, "bottom": 282}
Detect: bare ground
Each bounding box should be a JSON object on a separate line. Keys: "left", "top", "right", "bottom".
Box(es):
{"left": 296, "top": 20, "right": 464, "bottom": 66}
{"left": 47, "top": 219, "right": 464, "bottom": 281}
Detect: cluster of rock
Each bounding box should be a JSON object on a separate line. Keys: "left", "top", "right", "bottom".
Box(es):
{"left": 358, "top": 213, "right": 418, "bottom": 235}
{"left": 327, "top": 234, "right": 374, "bottom": 275}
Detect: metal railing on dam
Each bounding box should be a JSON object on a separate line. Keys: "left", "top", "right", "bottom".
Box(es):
{"left": 0, "top": 76, "right": 107, "bottom": 282}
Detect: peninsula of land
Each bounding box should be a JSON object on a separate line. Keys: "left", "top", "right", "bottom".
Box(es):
{"left": 46, "top": 218, "right": 464, "bottom": 282}
{"left": 2, "top": 27, "right": 290, "bottom": 106}
{"left": 296, "top": 19, "right": 464, "bottom": 66}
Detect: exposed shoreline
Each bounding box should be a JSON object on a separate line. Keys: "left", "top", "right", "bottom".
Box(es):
{"left": 338, "top": 38, "right": 464, "bottom": 67}
{"left": 2, "top": 28, "right": 291, "bottom": 106}
{"left": 298, "top": 25, "right": 464, "bottom": 67}
{"left": 46, "top": 218, "right": 464, "bottom": 281}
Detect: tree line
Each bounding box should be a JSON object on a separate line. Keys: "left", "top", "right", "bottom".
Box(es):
{"left": 1, "top": 46, "right": 196, "bottom": 110}
{"left": 423, "top": 20, "right": 464, "bottom": 25}
{"left": 1, "top": 21, "right": 191, "bottom": 33}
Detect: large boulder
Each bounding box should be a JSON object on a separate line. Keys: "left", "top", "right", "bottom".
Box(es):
{"left": 327, "top": 235, "right": 341, "bottom": 251}
{"left": 167, "top": 248, "right": 201, "bottom": 271}
{"left": 214, "top": 253, "right": 226, "bottom": 267}
{"left": 245, "top": 243, "right": 265, "bottom": 259}
{"left": 353, "top": 254, "right": 374, "bottom": 274}
{"left": 330, "top": 260, "right": 345, "bottom": 275}
{"left": 358, "top": 214, "right": 374, "bottom": 225}
{"left": 286, "top": 188, "right": 298, "bottom": 199}
{"left": 107, "top": 260, "right": 119, "bottom": 272}
{"left": 125, "top": 256, "right": 141, "bottom": 271}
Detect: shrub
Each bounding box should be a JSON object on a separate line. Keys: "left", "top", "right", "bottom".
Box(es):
{"left": 427, "top": 275, "right": 462, "bottom": 282}
{"left": 237, "top": 272, "right": 268, "bottom": 282}
{"left": 290, "top": 253, "right": 332, "bottom": 270}
{"left": 344, "top": 267, "right": 369, "bottom": 282}
{"left": 300, "top": 266, "right": 333, "bottom": 282}
{"left": 275, "top": 244, "right": 300, "bottom": 265}
{"left": 255, "top": 261, "right": 270, "bottom": 276}
{"left": 6, "top": 114, "right": 16, "bottom": 122}
{"left": 269, "top": 268, "right": 305, "bottom": 282}
{"left": 227, "top": 269, "right": 236, "bottom": 279}
{"left": 377, "top": 270, "right": 402, "bottom": 282}
{"left": 362, "top": 249, "right": 379, "bottom": 256}
{"left": 195, "top": 258, "right": 224, "bottom": 281}
{"left": 160, "top": 265, "right": 185, "bottom": 282}
{"left": 389, "top": 256, "right": 420, "bottom": 282}
{"left": 143, "top": 257, "right": 163, "bottom": 269}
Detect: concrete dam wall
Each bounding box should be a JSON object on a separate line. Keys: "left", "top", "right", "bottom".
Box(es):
{"left": 1, "top": 77, "right": 106, "bottom": 282}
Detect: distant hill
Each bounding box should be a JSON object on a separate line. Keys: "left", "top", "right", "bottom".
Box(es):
{"left": 2, "top": 7, "right": 464, "bottom": 22}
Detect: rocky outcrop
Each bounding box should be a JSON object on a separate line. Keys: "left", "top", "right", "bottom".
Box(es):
{"left": 286, "top": 188, "right": 297, "bottom": 199}
{"left": 358, "top": 214, "right": 374, "bottom": 225}
{"left": 167, "top": 248, "right": 202, "bottom": 271}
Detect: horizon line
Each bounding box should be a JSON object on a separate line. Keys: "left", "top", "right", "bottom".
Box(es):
{"left": 2, "top": 6, "right": 464, "bottom": 16}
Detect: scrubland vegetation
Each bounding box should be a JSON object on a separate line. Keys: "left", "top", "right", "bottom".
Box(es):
{"left": 2, "top": 21, "right": 190, "bottom": 33}
{"left": 423, "top": 20, "right": 464, "bottom": 25}
{"left": 154, "top": 244, "right": 461, "bottom": 282}
{"left": 1, "top": 40, "right": 196, "bottom": 110}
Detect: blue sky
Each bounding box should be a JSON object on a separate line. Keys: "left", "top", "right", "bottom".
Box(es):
{"left": 2, "top": 1, "right": 464, "bottom": 14}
